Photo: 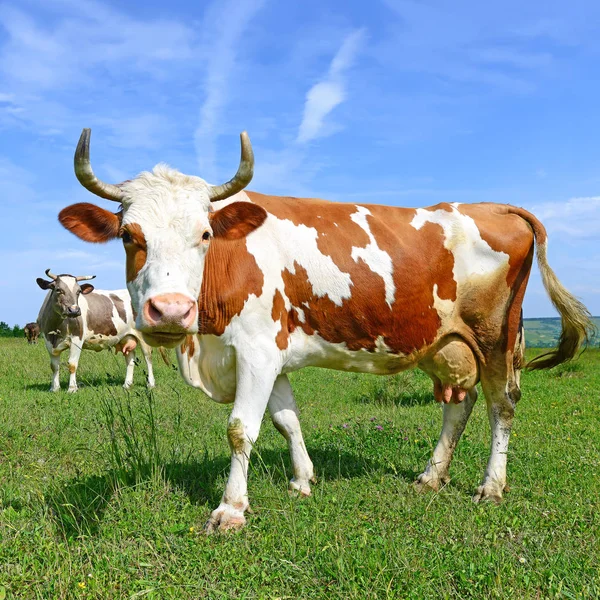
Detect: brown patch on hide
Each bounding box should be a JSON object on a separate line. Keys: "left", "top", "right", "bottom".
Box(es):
{"left": 227, "top": 418, "right": 246, "bottom": 454}
{"left": 86, "top": 294, "right": 118, "bottom": 336}
{"left": 123, "top": 223, "right": 147, "bottom": 283}
{"left": 180, "top": 334, "right": 196, "bottom": 357}
{"left": 263, "top": 196, "right": 458, "bottom": 355}
{"left": 110, "top": 294, "right": 127, "bottom": 322}
{"left": 198, "top": 237, "right": 264, "bottom": 336}
{"left": 271, "top": 290, "right": 289, "bottom": 350}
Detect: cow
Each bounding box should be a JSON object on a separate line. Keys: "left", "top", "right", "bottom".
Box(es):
{"left": 58, "top": 129, "right": 595, "bottom": 532}
{"left": 36, "top": 269, "right": 155, "bottom": 392}
{"left": 24, "top": 322, "right": 40, "bottom": 344}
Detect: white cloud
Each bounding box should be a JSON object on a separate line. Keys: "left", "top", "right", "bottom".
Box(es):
{"left": 0, "top": 1, "right": 196, "bottom": 91}
{"left": 297, "top": 29, "right": 365, "bottom": 144}
{"left": 530, "top": 196, "right": 600, "bottom": 240}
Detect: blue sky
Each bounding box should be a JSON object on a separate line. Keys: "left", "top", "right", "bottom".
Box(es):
{"left": 0, "top": 0, "right": 599, "bottom": 325}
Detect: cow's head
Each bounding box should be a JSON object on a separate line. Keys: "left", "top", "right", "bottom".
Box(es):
{"left": 36, "top": 269, "right": 95, "bottom": 318}
{"left": 58, "top": 129, "right": 266, "bottom": 347}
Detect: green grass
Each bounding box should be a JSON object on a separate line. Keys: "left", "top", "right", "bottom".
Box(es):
{"left": 1, "top": 338, "right": 599, "bottom": 599}
{"left": 523, "top": 317, "right": 600, "bottom": 348}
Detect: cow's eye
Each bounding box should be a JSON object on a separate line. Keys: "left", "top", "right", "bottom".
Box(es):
{"left": 121, "top": 230, "right": 133, "bottom": 244}
{"left": 202, "top": 230, "right": 211, "bottom": 242}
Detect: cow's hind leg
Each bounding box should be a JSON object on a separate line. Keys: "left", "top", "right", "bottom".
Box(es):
{"left": 268, "top": 374, "right": 315, "bottom": 497}
{"left": 139, "top": 339, "right": 155, "bottom": 389}
{"left": 473, "top": 363, "right": 521, "bottom": 503}
{"left": 415, "top": 387, "right": 478, "bottom": 492}
{"left": 122, "top": 349, "right": 136, "bottom": 389}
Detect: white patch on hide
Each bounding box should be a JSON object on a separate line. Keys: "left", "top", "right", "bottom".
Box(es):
{"left": 432, "top": 283, "right": 454, "bottom": 321}
{"left": 247, "top": 214, "right": 353, "bottom": 307}
{"left": 410, "top": 206, "right": 509, "bottom": 284}
{"left": 350, "top": 206, "right": 395, "bottom": 307}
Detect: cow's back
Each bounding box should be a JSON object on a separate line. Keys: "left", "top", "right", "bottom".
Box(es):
{"left": 80, "top": 289, "right": 136, "bottom": 350}
{"left": 254, "top": 196, "right": 532, "bottom": 358}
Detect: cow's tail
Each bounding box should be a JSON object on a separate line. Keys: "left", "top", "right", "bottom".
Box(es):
{"left": 508, "top": 207, "right": 596, "bottom": 370}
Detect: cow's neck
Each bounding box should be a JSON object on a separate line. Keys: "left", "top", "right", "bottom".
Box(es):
{"left": 198, "top": 236, "right": 263, "bottom": 336}
{"left": 38, "top": 295, "right": 64, "bottom": 333}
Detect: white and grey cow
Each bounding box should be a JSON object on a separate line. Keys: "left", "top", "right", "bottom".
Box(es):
{"left": 36, "top": 269, "right": 155, "bottom": 392}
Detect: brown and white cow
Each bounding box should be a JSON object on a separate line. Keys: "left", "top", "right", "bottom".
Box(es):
{"left": 58, "top": 129, "right": 595, "bottom": 531}
{"left": 24, "top": 322, "right": 40, "bottom": 344}
{"left": 36, "top": 269, "right": 155, "bottom": 392}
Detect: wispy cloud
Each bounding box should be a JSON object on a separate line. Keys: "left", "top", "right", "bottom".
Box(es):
{"left": 194, "top": 0, "right": 265, "bottom": 181}
{"left": 0, "top": 0, "right": 197, "bottom": 142}
{"left": 297, "top": 29, "right": 366, "bottom": 144}
{"left": 530, "top": 196, "right": 600, "bottom": 241}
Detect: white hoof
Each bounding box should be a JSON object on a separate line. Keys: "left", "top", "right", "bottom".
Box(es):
{"left": 472, "top": 481, "right": 504, "bottom": 504}
{"left": 289, "top": 478, "right": 313, "bottom": 497}
{"left": 204, "top": 503, "right": 248, "bottom": 533}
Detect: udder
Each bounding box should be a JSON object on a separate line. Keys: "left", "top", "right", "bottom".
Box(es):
{"left": 419, "top": 336, "right": 479, "bottom": 404}
{"left": 114, "top": 335, "right": 137, "bottom": 355}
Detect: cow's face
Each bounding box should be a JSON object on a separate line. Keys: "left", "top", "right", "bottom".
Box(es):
{"left": 58, "top": 130, "right": 265, "bottom": 347}
{"left": 36, "top": 274, "right": 94, "bottom": 318}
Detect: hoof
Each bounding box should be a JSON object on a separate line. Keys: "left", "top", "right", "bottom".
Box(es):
{"left": 123, "top": 382, "right": 132, "bottom": 390}
{"left": 67, "top": 387, "right": 78, "bottom": 394}
{"left": 414, "top": 469, "right": 449, "bottom": 493}
{"left": 472, "top": 483, "right": 504, "bottom": 504}
{"left": 204, "top": 504, "right": 247, "bottom": 534}
{"left": 289, "top": 479, "right": 312, "bottom": 497}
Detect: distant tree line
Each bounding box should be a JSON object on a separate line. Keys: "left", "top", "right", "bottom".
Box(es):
{"left": 0, "top": 322, "right": 25, "bottom": 337}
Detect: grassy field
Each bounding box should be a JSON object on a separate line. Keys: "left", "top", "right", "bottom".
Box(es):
{"left": 523, "top": 317, "right": 600, "bottom": 348}
{"left": 0, "top": 339, "right": 599, "bottom": 599}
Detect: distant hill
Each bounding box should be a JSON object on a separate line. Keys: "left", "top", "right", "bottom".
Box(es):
{"left": 524, "top": 317, "right": 600, "bottom": 348}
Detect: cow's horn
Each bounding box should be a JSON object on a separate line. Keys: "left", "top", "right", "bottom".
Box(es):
{"left": 45, "top": 269, "right": 58, "bottom": 281}
{"left": 75, "top": 275, "right": 96, "bottom": 282}
{"left": 208, "top": 131, "right": 254, "bottom": 202}
{"left": 74, "top": 128, "right": 125, "bottom": 202}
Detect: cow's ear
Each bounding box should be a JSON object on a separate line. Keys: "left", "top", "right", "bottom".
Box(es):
{"left": 209, "top": 202, "right": 267, "bottom": 240}
{"left": 80, "top": 284, "right": 94, "bottom": 295}
{"left": 36, "top": 278, "right": 54, "bottom": 290}
{"left": 59, "top": 202, "right": 121, "bottom": 243}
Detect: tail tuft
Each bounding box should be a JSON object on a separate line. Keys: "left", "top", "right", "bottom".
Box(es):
{"left": 526, "top": 242, "right": 597, "bottom": 370}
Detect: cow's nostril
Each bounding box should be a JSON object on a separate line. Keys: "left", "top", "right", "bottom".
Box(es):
{"left": 148, "top": 300, "right": 163, "bottom": 322}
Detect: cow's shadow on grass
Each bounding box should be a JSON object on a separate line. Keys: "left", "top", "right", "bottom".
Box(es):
{"left": 24, "top": 374, "right": 128, "bottom": 392}
{"left": 47, "top": 446, "right": 411, "bottom": 538}
{"left": 354, "top": 373, "right": 435, "bottom": 407}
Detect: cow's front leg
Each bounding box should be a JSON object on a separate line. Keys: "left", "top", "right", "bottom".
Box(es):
{"left": 268, "top": 374, "right": 315, "bottom": 497}
{"left": 205, "top": 358, "right": 278, "bottom": 533}
{"left": 48, "top": 345, "right": 61, "bottom": 392}
{"left": 67, "top": 340, "right": 83, "bottom": 393}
